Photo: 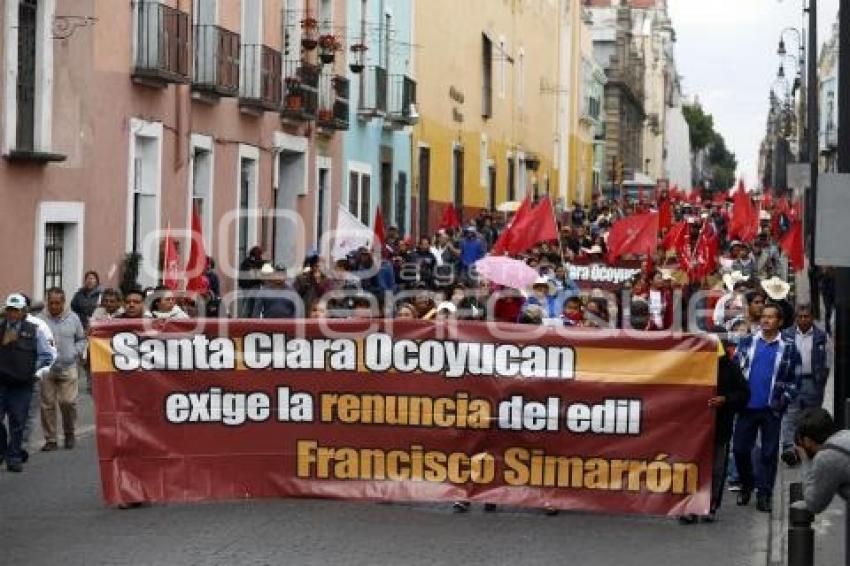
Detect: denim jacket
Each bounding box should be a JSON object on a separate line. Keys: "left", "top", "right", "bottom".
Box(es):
{"left": 782, "top": 325, "right": 829, "bottom": 383}
{"left": 733, "top": 332, "right": 802, "bottom": 414}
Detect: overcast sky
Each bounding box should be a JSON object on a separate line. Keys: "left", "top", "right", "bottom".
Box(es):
{"left": 667, "top": 0, "right": 839, "bottom": 188}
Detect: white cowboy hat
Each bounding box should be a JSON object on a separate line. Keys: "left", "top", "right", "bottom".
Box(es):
{"left": 759, "top": 210, "right": 771, "bottom": 221}
{"left": 761, "top": 276, "right": 791, "bottom": 301}
{"left": 260, "top": 263, "right": 275, "bottom": 276}
{"left": 587, "top": 245, "right": 604, "bottom": 255}
{"left": 723, "top": 271, "right": 748, "bottom": 292}
{"left": 436, "top": 301, "right": 457, "bottom": 314}
{"left": 531, "top": 276, "right": 557, "bottom": 295}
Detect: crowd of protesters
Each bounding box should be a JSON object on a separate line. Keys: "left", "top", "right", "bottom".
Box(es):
{"left": 0, "top": 185, "right": 834, "bottom": 525}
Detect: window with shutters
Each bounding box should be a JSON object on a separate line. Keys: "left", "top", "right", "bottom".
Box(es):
{"left": 132, "top": 0, "right": 190, "bottom": 84}
{"left": 3, "top": 0, "right": 61, "bottom": 160}
{"left": 348, "top": 165, "right": 373, "bottom": 226}
{"left": 16, "top": 0, "right": 37, "bottom": 151}
{"left": 482, "top": 34, "right": 493, "bottom": 119}
{"left": 395, "top": 172, "right": 407, "bottom": 234}
{"left": 452, "top": 147, "right": 464, "bottom": 224}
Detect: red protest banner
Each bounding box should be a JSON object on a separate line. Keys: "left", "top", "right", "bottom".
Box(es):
{"left": 90, "top": 320, "right": 717, "bottom": 516}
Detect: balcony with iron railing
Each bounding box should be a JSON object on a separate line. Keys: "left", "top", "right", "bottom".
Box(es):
{"left": 193, "top": 24, "right": 240, "bottom": 97}
{"left": 239, "top": 44, "right": 282, "bottom": 112}
{"left": 317, "top": 74, "right": 350, "bottom": 131}
{"left": 387, "top": 75, "right": 417, "bottom": 127}
{"left": 132, "top": 0, "right": 190, "bottom": 85}
{"left": 358, "top": 65, "right": 388, "bottom": 119}
{"left": 281, "top": 60, "right": 320, "bottom": 122}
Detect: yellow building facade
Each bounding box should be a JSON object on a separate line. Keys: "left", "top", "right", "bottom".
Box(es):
{"left": 412, "top": 0, "right": 564, "bottom": 235}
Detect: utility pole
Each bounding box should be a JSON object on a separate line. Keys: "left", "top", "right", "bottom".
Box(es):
{"left": 834, "top": 0, "right": 850, "bottom": 429}
{"left": 807, "top": 0, "right": 820, "bottom": 315}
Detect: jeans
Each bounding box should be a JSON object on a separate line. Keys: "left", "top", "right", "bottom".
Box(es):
{"left": 733, "top": 408, "right": 782, "bottom": 495}
{"left": 21, "top": 377, "right": 40, "bottom": 448}
{"left": 0, "top": 382, "right": 34, "bottom": 465}
{"left": 781, "top": 376, "right": 825, "bottom": 452}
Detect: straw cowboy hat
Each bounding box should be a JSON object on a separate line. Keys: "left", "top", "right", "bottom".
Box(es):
{"left": 660, "top": 268, "right": 689, "bottom": 286}
{"left": 723, "top": 271, "right": 748, "bottom": 292}
{"left": 761, "top": 276, "right": 791, "bottom": 301}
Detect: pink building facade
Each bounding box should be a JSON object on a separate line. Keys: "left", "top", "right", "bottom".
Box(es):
{"left": 0, "top": 0, "right": 349, "bottom": 311}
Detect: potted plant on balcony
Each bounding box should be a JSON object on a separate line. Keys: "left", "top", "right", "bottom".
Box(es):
{"left": 349, "top": 43, "right": 367, "bottom": 73}
{"left": 301, "top": 17, "right": 319, "bottom": 50}
{"left": 284, "top": 77, "right": 303, "bottom": 111}
{"left": 318, "top": 34, "right": 340, "bottom": 65}
{"left": 285, "top": 92, "right": 304, "bottom": 112}
{"left": 317, "top": 108, "right": 334, "bottom": 123}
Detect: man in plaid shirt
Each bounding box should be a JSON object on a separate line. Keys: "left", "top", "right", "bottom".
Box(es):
{"left": 732, "top": 302, "right": 802, "bottom": 513}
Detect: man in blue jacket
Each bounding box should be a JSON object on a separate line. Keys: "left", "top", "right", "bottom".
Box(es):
{"left": 780, "top": 304, "right": 830, "bottom": 466}
{"left": 0, "top": 294, "right": 56, "bottom": 471}
{"left": 459, "top": 227, "right": 485, "bottom": 281}
{"left": 732, "top": 302, "right": 802, "bottom": 513}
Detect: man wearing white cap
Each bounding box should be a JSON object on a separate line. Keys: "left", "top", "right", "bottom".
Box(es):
{"left": 0, "top": 294, "right": 56, "bottom": 472}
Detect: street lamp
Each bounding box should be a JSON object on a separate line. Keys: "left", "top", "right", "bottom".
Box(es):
{"left": 778, "top": 27, "right": 805, "bottom": 69}
{"left": 777, "top": 55, "right": 803, "bottom": 93}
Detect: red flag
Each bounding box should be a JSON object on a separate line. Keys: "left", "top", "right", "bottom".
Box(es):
{"left": 662, "top": 220, "right": 688, "bottom": 252}
{"left": 712, "top": 190, "right": 727, "bottom": 205}
{"left": 675, "top": 229, "right": 693, "bottom": 274}
{"left": 606, "top": 212, "right": 659, "bottom": 261}
{"left": 492, "top": 196, "right": 532, "bottom": 255}
{"left": 730, "top": 184, "right": 758, "bottom": 242}
{"left": 493, "top": 196, "right": 558, "bottom": 256}
{"left": 373, "top": 206, "right": 386, "bottom": 257}
{"left": 185, "top": 208, "right": 209, "bottom": 293}
{"left": 669, "top": 186, "right": 680, "bottom": 202}
{"left": 789, "top": 199, "right": 803, "bottom": 222}
{"left": 658, "top": 197, "right": 673, "bottom": 230}
{"left": 514, "top": 196, "right": 559, "bottom": 252}
{"left": 690, "top": 221, "right": 720, "bottom": 282}
{"left": 162, "top": 226, "right": 181, "bottom": 291}
{"left": 762, "top": 188, "right": 773, "bottom": 209}
{"left": 439, "top": 203, "right": 461, "bottom": 230}
{"left": 780, "top": 220, "right": 805, "bottom": 272}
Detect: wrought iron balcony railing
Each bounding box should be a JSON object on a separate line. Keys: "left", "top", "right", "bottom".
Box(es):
{"left": 358, "top": 65, "right": 388, "bottom": 118}
{"left": 388, "top": 75, "right": 417, "bottom": 126}
{"left": 282, "top": 61, "right": 320, "bottom": 121}
{"left": 317, "top": 74, "right": 350, "bottom": 131}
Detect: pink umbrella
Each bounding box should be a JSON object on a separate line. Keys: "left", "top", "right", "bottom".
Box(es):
{"left": 473, "top": 256, "right": 539, "bottom": 290}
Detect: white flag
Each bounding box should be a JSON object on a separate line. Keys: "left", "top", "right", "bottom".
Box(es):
{"left": 331, "top": 205, "right": 373, "bottom": 261}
